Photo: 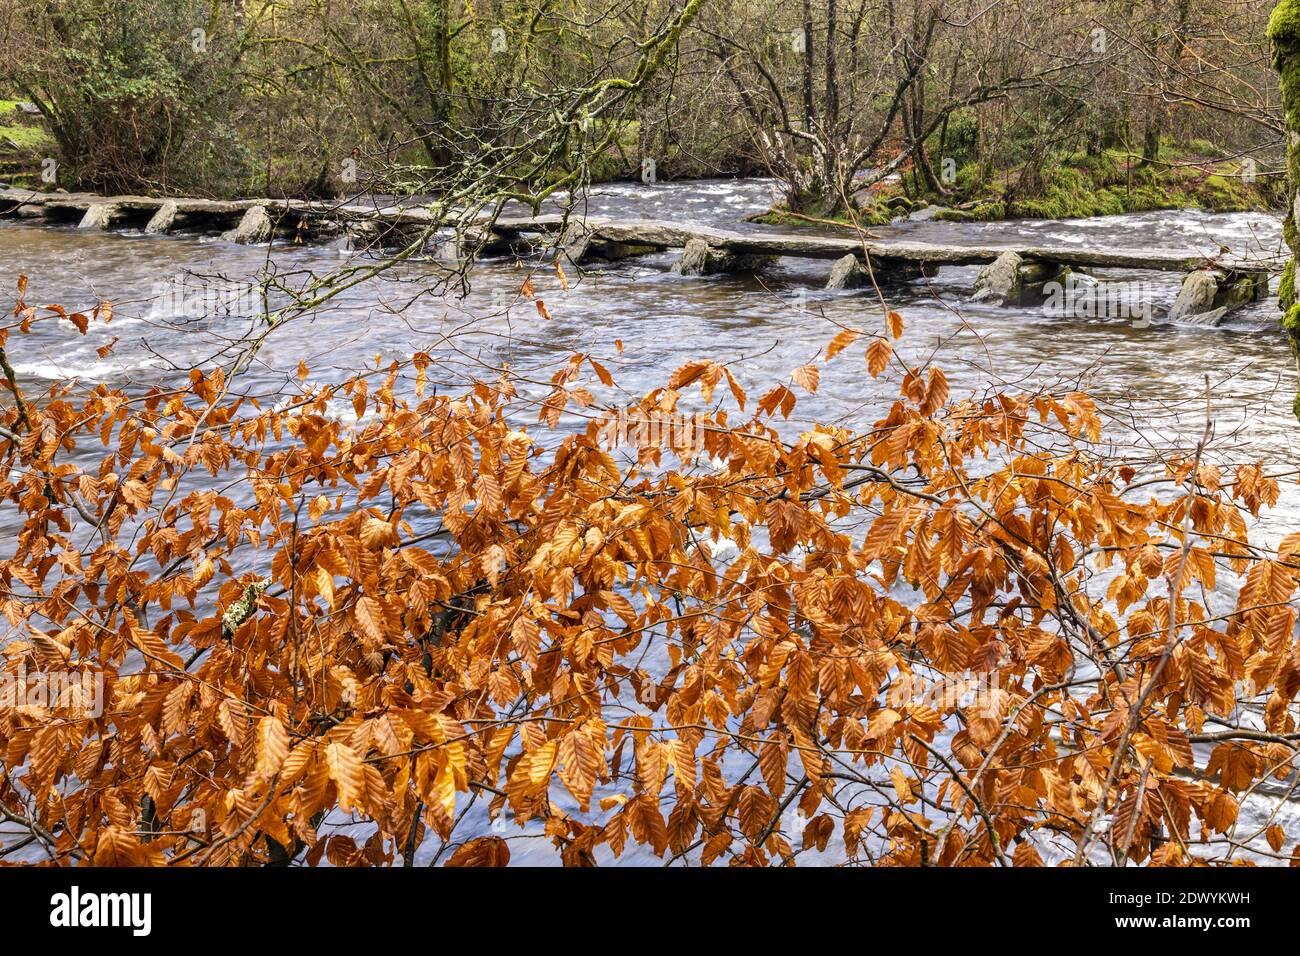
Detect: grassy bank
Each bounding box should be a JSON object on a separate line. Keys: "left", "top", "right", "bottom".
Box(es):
{"left": 0, "top": 100, "right": 53, "bottom": 188}
{"left": 756, "top": 142, "right": 1283, "bottom": 229}
{"left": 927, "top": 144, "right": 1282, "bottom": 222}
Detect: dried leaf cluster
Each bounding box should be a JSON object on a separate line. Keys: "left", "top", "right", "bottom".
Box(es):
{"left": 1, "top": 278, "right": 1297, "bottom": 867}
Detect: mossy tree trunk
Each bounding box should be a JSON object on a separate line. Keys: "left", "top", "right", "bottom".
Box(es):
{"left": 1140, "top": 123, "right": 1160, "bottom": 168}
{"left": 1139, "top": 8, "right": 1162, "bottom": 169}
{"left": 1270, "top": 0, "right": 1300, "bottom": 418}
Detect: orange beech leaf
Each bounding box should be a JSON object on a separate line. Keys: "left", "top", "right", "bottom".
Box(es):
{"left": 325, "top": 741, "right": 366, "bottom": 813}
{"left": 825, "top": 328, "right": 861, "bottom": 361}
{"left": 792, "top": 363, "right": 820, "bottom": 394}
{"left": 446, "top": 836, "right": 511, "bottom": 867}
{"left": 886, "top": 310, "right": 904, "bottom": 339}
{"left": 866, "top": 338, "right": 891, "bottom": 377}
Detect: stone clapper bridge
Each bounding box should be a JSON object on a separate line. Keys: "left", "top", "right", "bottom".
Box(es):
{"left": 0, "top": 187, "right": 1283, "bottom": 325}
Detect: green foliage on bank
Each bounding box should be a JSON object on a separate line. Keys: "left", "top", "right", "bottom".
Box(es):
{"left": 0, "top": 101, "right": 51, "bottom": 151}
{"left": 926, "top": 145, "right": 1279, "bottom": 223}
{"left": 5, "top": 0, "right": 247, "bottom": 193}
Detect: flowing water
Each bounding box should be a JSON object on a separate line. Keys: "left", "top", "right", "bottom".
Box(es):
{"left": 2, "top": 179, "right": 1298, "bottom": 863}
{"left": 6, "top": 179, "right": 1295, "bottom": 527}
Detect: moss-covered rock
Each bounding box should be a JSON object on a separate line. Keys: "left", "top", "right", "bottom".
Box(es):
{"left": 932, "top": 202, "right": 1005, "bottom": 222}
{"left": 1281, "top": 302, "right": 1300, "bottom": 394}
{"left": 752, "top": 202, "right": 895, "bottom": 228}
{"left": 1202, "top": 174, "right": 1253, "bottom": 210}
{"left": 1282, "top": 302, "right": 1300, "bottom": 336}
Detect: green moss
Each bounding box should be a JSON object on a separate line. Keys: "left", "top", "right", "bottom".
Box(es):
{"left": 1280, "top": 306, "right": 1300, "bottom": 421}
{"left": 852, "top": 205, "right": 896, "bottom": 227}
{"left": 753, "top": 202, "right": 894, "bottom": 228}
{"left": 760, "top": 178, "right": 906, "bottom": 227}
{"left": 1200, "top": 174, "right": 1245, "bottom": 211}
{"left": 931, "top": 202, "right": 1005, "bottom": 222}
{"left": 1282, "top": 302, "right": 1300, "bottom": 336}
{"left": 1272, "top": 1, "right": 1300, "bottom": 421}
{"left": 1215, "top": 274, "right": 1264, "bottom": 311}
{"left": 1014, "top": 168, "right": 1129, "bottom": 219}
{"left": 1066, "top": 149, "right": 1122, "bottom": 181}
{"left": 1180, "top": 139, "right": 1225, "bottom": 159}
{"left": 1269, "top": 0, "right": 1300, "bottom": 47}
{"left": 0, "top": 123, "right": 52, "bottom": 150}
{"left": 0, "top": 98, "right": 52, "bottom": 157}
{"left": 913, "top": 143, "right": 1273, "bottom": 223}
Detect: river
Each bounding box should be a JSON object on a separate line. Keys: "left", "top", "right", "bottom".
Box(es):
{"left": 1, "top": 179, "right": 1297, "bottom": 864}
{"left": 4, "top": 179, "right": 1294, "bottom": 457}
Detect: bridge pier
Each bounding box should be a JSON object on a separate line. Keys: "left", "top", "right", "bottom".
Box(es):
{"left": 826, "top": 254, "right": 867, "bottom": 289}
{"left": 1169, "top": 268, "right": 1269, "bottom": 325}
{"left": 672, "top": 238, "right": 773, "bottom": 276}
{"left": 547, "top": 225, "right": 660, "bottom": 268}
{"left": 145, "top": 201, "right": 178, "bottom": 235}
{"left": 78, "top": 202, "right": 120, "bottom": 230}
{"left": 555, "top": 225, "right": 593, "bottom": 268}
{"left": 586, "top": 238, "right": 660, "bottom": 263}
{"left": 221, "top": 205, "right": 273, "bottom": 244}
{"left": 972, "top": 251, "right": 1070, "bottom": 306}
{"left": 825, "top": 253, "right": 938, "bottom": 290}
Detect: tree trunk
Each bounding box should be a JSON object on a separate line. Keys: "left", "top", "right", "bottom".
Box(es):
{"left": 428, "top": 0, "right": 454, "bottom": 168}
{"left": 1140, "top": 122, "right": 1160, "bottom": 168}
{"left": 1270, "top": 0, "right": 1300, "bottom": 417}
{"left": 1139, "top": 4, "right": 1163, "bottom": 169}
{"left": 801, "top": 0, "right": 814, "bottom": 133}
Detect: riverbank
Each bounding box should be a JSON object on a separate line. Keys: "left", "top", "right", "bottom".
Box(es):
{"left": 755, "top": 144, "right": 1284, "bottom": 229}
{"left": 2, "top": 101, "right": 1279, "bottom": 232}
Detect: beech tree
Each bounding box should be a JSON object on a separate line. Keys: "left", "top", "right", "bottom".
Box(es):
{"left": 1, "top": 276, "right": 1298, "bottom": 866}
